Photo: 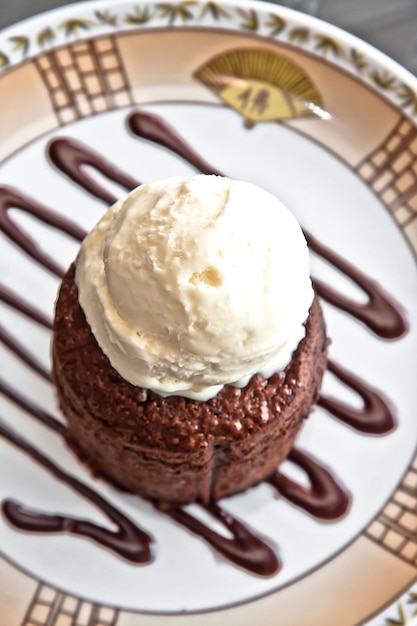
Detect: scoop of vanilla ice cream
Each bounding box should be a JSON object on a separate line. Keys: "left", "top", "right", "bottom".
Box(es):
{"left": 75, "top": 175, "right": 314, "bottom": 400}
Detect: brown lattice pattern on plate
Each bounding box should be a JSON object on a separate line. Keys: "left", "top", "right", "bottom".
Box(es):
{"left": 356, "top": 116, "right": 417, "bottom": 250}
{"left": 33, "top": 36, "right": 133, "bottom": 125}
{"left": 366, "top": 455, "right": 417, "bottom": 567}
{"left": 21, "top": 583, "right": 119, "bottom": 626}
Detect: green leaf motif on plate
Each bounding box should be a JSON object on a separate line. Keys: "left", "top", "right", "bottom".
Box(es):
{"left": 385, "top": 602, "right": 408, "bottom": 625}
{"left": 407, "top": 590, "right": 417, "bottom": 604}
{"left": 0, "top": 51, "right": 9, "bottom": 68}
{"left": 236, "top": 8, "right": 259, "bottom": 31}
{"left": 124, "top": 7, "right": 154, "bottom": 25}
{"left": 198, "top": 2, "right": 231, "bottom": 20}
{"left": 58, "top": 19, "right": 95, "bottom": 37}
{"left": 407, "top": 590, "right": 417, "bottom": 614}
{"left": 9, "top": 36, "right": 29, "bottom": 56}
{"left": 314, "top": 35, "right": 345, "bottom": 58}
{"left": 37, "top": 27, "right": 55, "bottom": 47}
{"left": 397, "top": 84, "right": 417, "bottom": 115}
{"left": 287, "top": 27, "right": 310, "bottom": 43}
{"left": 370, "top": 69, "right": 398, "bottom": 90}
{"left": 265, "top": 14, "right": 286, "bottom": 37}
{"left": 156, "top": 1, "right": 197, "bottom": 24}
{"left": 349, "top": 49, "right": 368, "bottom": 73}
{"left": 95, "top": 10, "right": 119, "bottom": 26}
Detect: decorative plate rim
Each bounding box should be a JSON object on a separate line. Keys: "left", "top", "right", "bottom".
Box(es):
{"left": 1, "top": 0, "right": 417, "bottom": 121}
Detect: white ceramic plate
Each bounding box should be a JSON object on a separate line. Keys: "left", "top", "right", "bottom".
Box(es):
{"left": 1, "top": 1, "right": 417, "bottom": 624}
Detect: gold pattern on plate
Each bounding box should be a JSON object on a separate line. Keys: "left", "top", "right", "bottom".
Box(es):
{"left": 194, "top": 47, "right": 328, "bottom": 127}
{"left": 356, "top": 116, "right": 417, "bottom": 254}
{"left": 33, "top": 35, "right": 134, "bottom": 125}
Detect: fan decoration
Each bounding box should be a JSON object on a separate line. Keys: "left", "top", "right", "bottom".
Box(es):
{"left": 194, "top": 47, "right": 328, "bottom": 127}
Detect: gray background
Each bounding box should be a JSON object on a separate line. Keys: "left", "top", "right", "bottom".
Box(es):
{"left": 1, "top": 0, "right": 417, "bottom": 74}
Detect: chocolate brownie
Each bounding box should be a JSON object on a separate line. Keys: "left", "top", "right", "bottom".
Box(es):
{"left": 52, "top": 264, "right": 327, "bottom": 504}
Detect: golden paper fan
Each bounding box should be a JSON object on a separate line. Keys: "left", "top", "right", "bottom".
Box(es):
{"left": 194, "top": 47, "right": 327, "bottom": 127}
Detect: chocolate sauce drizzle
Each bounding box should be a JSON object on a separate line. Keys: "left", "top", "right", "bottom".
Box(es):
{"left": 0, "top": 417, "right": 154, "bottom": 565}
{"left": 0, "top": 378, "right": 65, "bottom": 435}
{"left": 0, "top": 108, "right": 409, "bottom": 576}
{"left": 158, "top": 501, "right": 280, "bottom": 576}
{"left": 0, "top": 186, "right": 85, "bottom": 277}
{"left": 319, "top": 358, "right": 397, "bottom": 434}
{"left": 0, "top": 284, "right": 51, "bottom": 329}
{"left": 48, "top": 138, "right": 139, "bottom": 205}
{"left": 0, "top": 324, "right": 51, "bottom": 382}
{"left": 305, "top": 231, "right": 409, "bottom": 340}
{"left": 269, "top": 448, "right": 350, "bottom": 520}
{"left": 127, "top": 110, "right": 223, "bottom": 177}
{"left": 0, "top": 274, "right": 52, "bottom": 383}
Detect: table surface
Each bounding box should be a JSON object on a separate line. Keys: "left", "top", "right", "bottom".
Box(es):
{"left": 1, "top": 0, "right": 417, "bottom": 75}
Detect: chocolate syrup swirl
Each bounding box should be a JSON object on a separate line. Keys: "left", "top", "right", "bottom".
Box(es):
{"left": 0, "top": 379, "right": 64, "bottom": 435}
{"left": 0, "top": 324, "right": 51, "bottom": 382}
{"left": 127, "top": 110, "right": 223, "bottom": 176}
{"left": 0, "top": 419, "right": 154, "bottom": 564}
{"left": 48, "top": 138, "right": 139, "bottom": 205}
{"left": 0, "top": 379, "right": 154, "bottom": 563}
{"left": 0, "top": 108, "right": 408, "bottom": 576}
{"left": 0, "top": 272, "right": 52, "bottom": 383}
{"left": 319, "top": 358, "right": 397, "bottom": 434}
{"left": 269, "top": 448, "right": 350, "bottom": 520}
{"left": 305, "top": 231, "right": 409, "bottom": 340}
{"left": 0, "top": 186, "right": 85, "bottom": 277}
{"left": 0, "top": 284, "right": 51, "bottom": 329}
{"left": 158, "top": 501, "right": 280, "bottom": 576}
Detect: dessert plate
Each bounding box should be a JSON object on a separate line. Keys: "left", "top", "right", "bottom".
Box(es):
{"left": 1, "top": 1, "right": 417, "bottom": 624}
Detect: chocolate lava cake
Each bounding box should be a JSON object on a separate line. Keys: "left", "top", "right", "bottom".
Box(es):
{"left": 52, "top": 263, "right": 327, "bottom": 504}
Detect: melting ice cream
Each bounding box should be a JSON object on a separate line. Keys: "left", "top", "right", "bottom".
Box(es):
{"left": 75, "top": 174, "right": 314, "bottom": 399}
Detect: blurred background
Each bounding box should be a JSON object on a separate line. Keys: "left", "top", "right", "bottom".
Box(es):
{"left": 1, "top": 0, "right": 417, "bottom": 75}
